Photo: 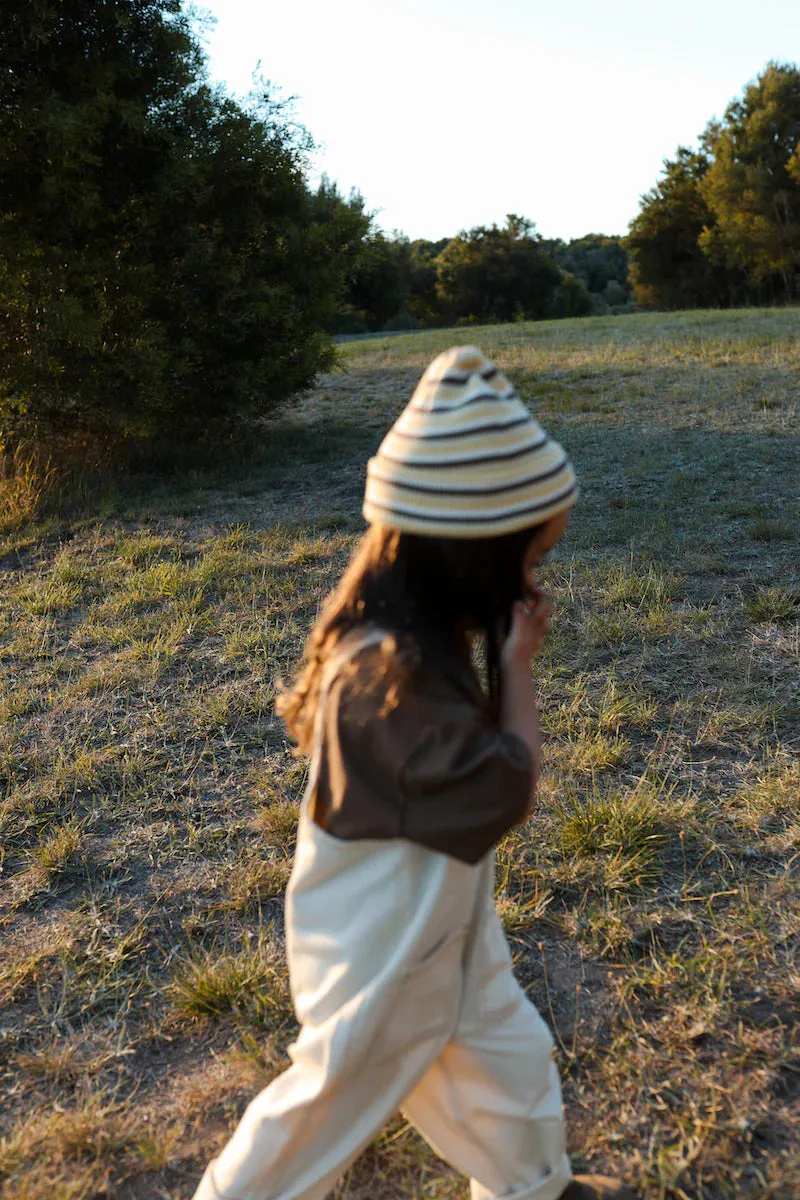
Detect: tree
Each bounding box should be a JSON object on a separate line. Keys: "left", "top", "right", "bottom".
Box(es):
{"left": 434, "top": 216, "right": 562, "bottom": 324}
{"left": 406, "top": 239, "right": 450, "bottom": 326}
{"left": 698, "top": 62, "right": 800, "bottom": 300}
{"left": 312, "top": 178, "right": 375, "bottom": 333}
{"left": 346, "top": 234, "right": 412, "bottom": 331}
{"left": 543, "top": 234, "right": 631, "bottom": 301}
{"left": 626, "top": 149, "right": 734, "bottom": 309}
{"left": 627, "top": 62, "right": 800, "bottom": 309}
{"left": 0, "top": 0, "right": 362, "bottom": 443}
{"left": 550, "top": 273, "right": 593, "bottom": 318}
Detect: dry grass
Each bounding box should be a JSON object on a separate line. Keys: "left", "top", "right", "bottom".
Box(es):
{"left": 0, "top": 308, "right": 798, "bottom": 1199}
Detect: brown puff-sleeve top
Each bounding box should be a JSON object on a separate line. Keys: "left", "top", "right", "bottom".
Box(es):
{"left": 309, "top": 641, "right": 533, "bottom": 866}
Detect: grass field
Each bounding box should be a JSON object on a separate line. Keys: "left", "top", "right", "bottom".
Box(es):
{"left": 0, "top": 308, "right": 798, "bottom": 1199}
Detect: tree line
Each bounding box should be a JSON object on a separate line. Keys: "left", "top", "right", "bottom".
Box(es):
{"left": 351, "top": 60, "right": 800, "bottom": 326}
{"left": 628, "top": 62, "right": 800, "bottom": 309}
{"left": 0, "top": 0, "right": 797, "bottom": 447}
{"left": 333, "top": 217, "right": 632, "bottom": 334}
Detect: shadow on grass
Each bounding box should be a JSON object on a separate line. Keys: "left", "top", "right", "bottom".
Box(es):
{"left": 2, "top": 381, "right": 798, "bottom": 574}
{"left": 0, "top": 421, "right": 380, "bottom": 540}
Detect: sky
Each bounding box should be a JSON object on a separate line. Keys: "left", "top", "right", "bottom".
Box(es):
{"left": 196, "top": 0, "right": 800, "bottom": 244}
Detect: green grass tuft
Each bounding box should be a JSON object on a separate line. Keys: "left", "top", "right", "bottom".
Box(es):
{"left": 556, "top": 788, "right": 670, "bottom": 888}
{"left": 744, "top": 585, "right": 799, "bottom": 623}
{"left": 170, "top": 935, "right": 291, "bottom": 1030}
{"left": 30, "top": 819, "right": 83, "bottom": 876}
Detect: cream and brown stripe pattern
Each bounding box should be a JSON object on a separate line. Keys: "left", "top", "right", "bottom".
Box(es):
{"left": 363, "top": 345, "right": 578, "bottom": 537}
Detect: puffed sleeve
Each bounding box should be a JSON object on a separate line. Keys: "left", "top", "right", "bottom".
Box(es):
{"left": 398, "top": 704, "right": 532, "bottom": 864}
{"left": 311, "top": 649, "right": 533, "bottom": 866}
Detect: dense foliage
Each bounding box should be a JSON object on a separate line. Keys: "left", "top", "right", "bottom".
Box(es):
{"left": 541, "top": 235, "right": 633, "bottom": 310}
{"left": 434, "top": 216, "right": 563, "bottom": 324}
{"left": 628, "top": 63, "right": 800, "bottom": 308}
{"left": 0, "top": 0, "right": 367, "bottom": 442}
{"left": 335, "top": 222, "right": 631, "bottom": 333}
{"left": 627, "top": 150, "right": 736, "bottom": 309}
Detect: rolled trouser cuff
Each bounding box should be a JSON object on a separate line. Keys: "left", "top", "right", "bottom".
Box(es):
{"left": 470, "top": 1154, "right": 572, "bottom": 1200}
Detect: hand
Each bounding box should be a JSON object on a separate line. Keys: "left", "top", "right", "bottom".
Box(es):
{"left": 501, "top": 588, "right": 552, "bottom": 669}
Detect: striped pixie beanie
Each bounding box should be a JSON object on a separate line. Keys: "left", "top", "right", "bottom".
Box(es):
{"left": 363, "top": 345, "right": 578, "bottom": 537}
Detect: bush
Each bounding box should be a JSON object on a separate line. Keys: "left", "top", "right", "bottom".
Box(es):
{"left": 328, "top": 311, "right": 371, "bottom": 336}
{"left": 381, "top": 310, "right": 420, "bottom": 332}
{"left": 0, "top": 0, "right": 367, "bottom": 445}
{"left": 550, "top": 272, "right": 593, "bottom": 318}
{"left": 603, "top": 279, "right": 627, "bottom": 307}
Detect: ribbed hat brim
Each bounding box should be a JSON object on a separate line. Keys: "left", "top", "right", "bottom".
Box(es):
{"left": 364, "top": 462, "right": 578, "bottom": 536}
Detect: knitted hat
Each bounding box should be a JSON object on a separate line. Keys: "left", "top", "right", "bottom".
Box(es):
{"left": 363, "top": 345, "right": 578, "bottom": 538}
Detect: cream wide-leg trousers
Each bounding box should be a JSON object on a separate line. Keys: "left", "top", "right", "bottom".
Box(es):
{"left": 192, "top": 828, "right": 571, "bottom": 1200}
{"left": 193, "top": 633, "right": 571, "bottom": 1200}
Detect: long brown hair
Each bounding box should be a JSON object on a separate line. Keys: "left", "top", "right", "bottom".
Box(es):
{"left": 277, "top": 521, "right": 542, "bottom": 752}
